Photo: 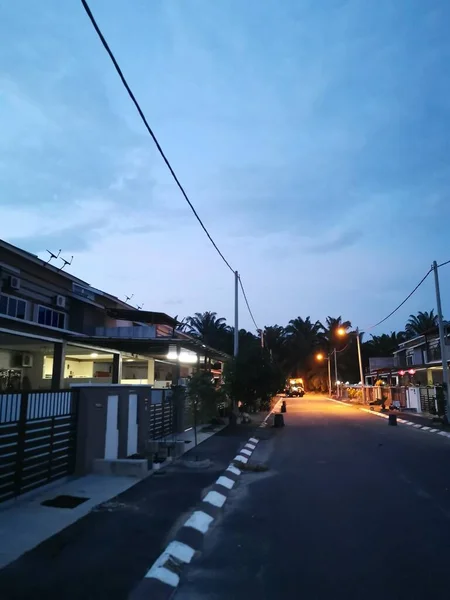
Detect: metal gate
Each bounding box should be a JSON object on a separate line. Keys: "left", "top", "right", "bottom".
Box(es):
{"left": 419, "top": 387, "right": 437, "bottom": 414}
{"left": 147, "top": 389, "right": 174, "bottom": 440}
{"left": 0, "top": 390, "right": 78, "bottom": 504}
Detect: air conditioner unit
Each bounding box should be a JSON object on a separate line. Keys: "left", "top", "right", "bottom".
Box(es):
{"left": 22, "top": 353, "right": 33, "bottom": 368}
{"left": 9, "top": 276, "right": 20, "bottom": 290}
{"left": 55, "top": 295, "right": 66, "bottom": 308}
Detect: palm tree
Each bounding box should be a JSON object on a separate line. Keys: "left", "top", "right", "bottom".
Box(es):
{"left": 405, "top": 310, "right": 437, "bottom": 338}
{"left": 365, "top": 331, "right": 406, "bottom": 357}
{"left": 319, "top": 316, "right": 353, "bottom": 358}
{"left": 285, "top": 317, "right": 324, "bottom": 377}
{"left": 322, "top": 316, "right": 352, "bottom": 342}
{"left": 263, "top": 325, "right": 286, "bottom": 355}
{"left": 185, "top": 312, "right": 229, "bottom": 348}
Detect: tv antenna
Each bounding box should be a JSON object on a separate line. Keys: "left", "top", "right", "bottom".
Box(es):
{"left": 58, "top": 255, "right": 73, "bottom": 271}
{"left": 137, "top": 303, "right": 144, "bottom": 310}
{"left": 45, "top": 249, "right": 61, "bottom": 264}
{"left": 125, "top": 294, "right": 134, "bottom": 303}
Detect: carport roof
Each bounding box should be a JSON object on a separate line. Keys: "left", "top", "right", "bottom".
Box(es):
{"left": 105, "top": 309, "right": 177, "bottom": 326}
{"left": 67, "top": 333, "right": 230, "bottom": 361}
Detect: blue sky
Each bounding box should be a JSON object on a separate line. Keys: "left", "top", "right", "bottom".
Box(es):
{"left": 1, "top": 0, "right": 450, "bottom": 334}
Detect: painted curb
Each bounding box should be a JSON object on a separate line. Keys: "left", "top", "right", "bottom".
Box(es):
{"left": 126, "top": 402, "right": 282, "bottom": 600}
{"left": 328, "top": 398, "right": 450, "bottom": 440}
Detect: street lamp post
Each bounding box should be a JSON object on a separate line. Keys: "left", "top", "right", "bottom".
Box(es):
{"left": 355, "top": 329, "right": 366, "bottom": 403}
{"left": 318, "top": 327, "right": 365, "bottom": 401}
{"left": 316, "top": 352, "right": 332, "bottom": 397}
{"left": 335, "top": 328, "right": 346, "bottom": 398}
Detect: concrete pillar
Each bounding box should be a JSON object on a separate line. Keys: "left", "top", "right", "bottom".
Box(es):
{"left": 112, "top": 353, "right": 122, "bottom": 384}
{"left": 147, "top": 358, "right": 155, "bottom": 385}
{"left": 427, "top": 369, "right": 434, "bottom": 386}
{"left": 173, "top": 346, "right": 181, "bottom": 385}
{"left": 51, "top": 342, "right": 66, "bottom": 390}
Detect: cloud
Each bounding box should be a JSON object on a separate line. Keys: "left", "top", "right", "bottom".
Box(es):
{"left": 306, "top": 230, "right": 363, "bottom": 254}
{"left": 1, "top": 0, "right": 450, "bottom": 334}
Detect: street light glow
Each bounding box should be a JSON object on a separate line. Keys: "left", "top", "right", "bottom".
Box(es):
{"left": 316, "top": 353, "right": 324, "bottom": 361}
{"left": 337, "top": 327, "right": 346, "bottom": 337}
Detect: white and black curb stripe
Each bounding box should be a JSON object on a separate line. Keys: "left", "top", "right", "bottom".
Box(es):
{"left": 329, "top": 398, "right": 450, "bottom": 440}
{"left": 128, "top": 436, "right": 261, "bottom": 600}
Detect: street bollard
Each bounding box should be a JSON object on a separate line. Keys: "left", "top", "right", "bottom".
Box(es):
{"left": 281, "top": 401, "right": 287, "bottom": 413}
{"left": 274, "top": 413, "right": 285, "bottom": 427}
{"left": 388, "top": 414, "right": 397, "bottom": 426}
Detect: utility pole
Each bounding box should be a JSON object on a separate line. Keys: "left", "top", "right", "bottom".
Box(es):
{"left": 234, "top": 271, "right": 239, "bottom": 357}
{"left": 260, "top": 328, "right": 264, "bottom": 349}
{"left": 327, "top": 355, "right": 332, "bottom": 398}
{"left": 334, "top": 347, "right": 338, "bottom": 395}
{"left": 356, "top": 329, "right": 365, "bottom": 403}
{"left": 433, "top": 261, "right": 450, "bottom": 419}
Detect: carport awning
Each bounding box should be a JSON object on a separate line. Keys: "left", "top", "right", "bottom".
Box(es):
{"left": 66, "top": 334, "right": 230, "bottom": 362}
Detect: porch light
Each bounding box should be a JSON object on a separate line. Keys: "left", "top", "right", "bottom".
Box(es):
{"left": 166, "top": 350, "right": 197, "bottom": 363}
{"left": 90, "top": 353, "right": 98, "bottom": 358}
{"left": 408, "top": 369, "right": 416, "bottom": 375}
{"left": 399, "top": 370, "right": 405, "bottom": 376}
{"left": 178, "top": 352, "right": 197, "bottom": 364}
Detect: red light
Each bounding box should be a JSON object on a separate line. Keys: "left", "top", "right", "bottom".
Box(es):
{"left": 399, "top": 370, "right": 405, "bottom": 376}
{"left": 408, "top": 369, "right": 416, "bottom": 375}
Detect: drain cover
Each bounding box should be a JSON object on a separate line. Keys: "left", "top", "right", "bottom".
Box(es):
{"left": 41, "top": 495, "right": 89, "bottom": 509}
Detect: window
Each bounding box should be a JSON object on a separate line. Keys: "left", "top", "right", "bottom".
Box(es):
{"left": 406, "top": 354, "right": 414, "bottom": 366}
{"left": 37, "top": 305, "right": 66, "bottom": 329}
{"left": 0, "top": 294, "right": 27, "bottom": 319}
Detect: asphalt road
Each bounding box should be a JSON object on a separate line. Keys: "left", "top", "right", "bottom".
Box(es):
{"left": 0, "top": 422, "right": 260, "bottom": 600}
{"left": 174, "top": 396, "right": 450, "bottom": 600}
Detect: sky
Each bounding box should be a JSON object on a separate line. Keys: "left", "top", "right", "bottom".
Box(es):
{"left": 1, "top": 0, "right": 450, "bottom": 335}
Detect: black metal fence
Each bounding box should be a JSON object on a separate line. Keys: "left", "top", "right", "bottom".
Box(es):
{"left": 0, "top": 390, "right": 78, "bottom": 504}
{"left": 147, "top": 389, "right": 174, "bottom": 440}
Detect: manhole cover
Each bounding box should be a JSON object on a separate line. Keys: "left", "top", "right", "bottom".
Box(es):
{"left": 41, "top": 495, "right": 89, "bottom": 509}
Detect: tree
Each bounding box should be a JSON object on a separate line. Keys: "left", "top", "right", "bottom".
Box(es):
{"left": 321, "top": 316, "right": 352, "bottom": 349}
{"left": 263, "top": 325, "right": 287, "bottom": 366}
{"left": 284, "top": 317, "right": 323, "bottom": 377}
{"left": 405, "top": 310, "right": 438, "bottom": 338}
{"left": 364, "top": 331, "right": 406, "bottom": 357}
{"left": 187, "top": 370, "right": 221, "bottom": 424}
{"left": 185, "top": 311, "right": 229, "bottom": 348}
{"left": 224, "top": 345, "right": 284, "bottom": 412}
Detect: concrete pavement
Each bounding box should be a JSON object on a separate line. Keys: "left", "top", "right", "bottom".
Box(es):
{"left": 174, "top": 395, "right": 450, "bottom": 600}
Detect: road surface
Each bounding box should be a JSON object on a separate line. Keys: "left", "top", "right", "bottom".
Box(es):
{"left": 174, "top": 395, "right": 450, "bottom": 600}
{"left": 2, "top": 396, "right": 450, "bottom": 600}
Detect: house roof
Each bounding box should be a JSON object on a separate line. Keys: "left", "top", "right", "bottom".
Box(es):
{"left": 0, "top": 238, "right": 91, "bottom": 287}
{"left": 395, "top": 324, "right": 450, "bottom": 352}
{"left": 0, "top": 238, "right": 174, "bottom": 320}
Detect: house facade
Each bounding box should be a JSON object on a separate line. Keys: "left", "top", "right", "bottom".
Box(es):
{"left": 0, "top": 239, "right": 227, "bottom": 392}
{"left": 393, "top": 327, "right": 449, "bottom": 386}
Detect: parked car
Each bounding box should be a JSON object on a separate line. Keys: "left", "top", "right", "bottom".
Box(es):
{"left": 285, "top": 385, "right": 304, "bottom": 398}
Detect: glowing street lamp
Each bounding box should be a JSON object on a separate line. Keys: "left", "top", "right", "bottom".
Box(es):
{"left": 316, "top": 352, "right": 332, "bottom": 397}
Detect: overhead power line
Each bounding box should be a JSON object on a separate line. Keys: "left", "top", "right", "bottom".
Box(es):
{"left": 367, "top": 268, "right": 433, "bottom": 331}
{"left": 80, "top": 0, "right": 234, "bottom": 273}
{"left": 238, "top": 276, "right": 259, "bottom": 331}
{"left": 438, "top": 259, "right": 450, "bottom": 268}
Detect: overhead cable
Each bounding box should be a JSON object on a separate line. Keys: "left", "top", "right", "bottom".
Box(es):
{"left": 367, "top": 268, "right": 432, "bottom": 331}
{"left": 81, "top": 0, "right": 235, "bottom": 273}
{"left": 238, "top": 276, "right": 259, "bottom": 331}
